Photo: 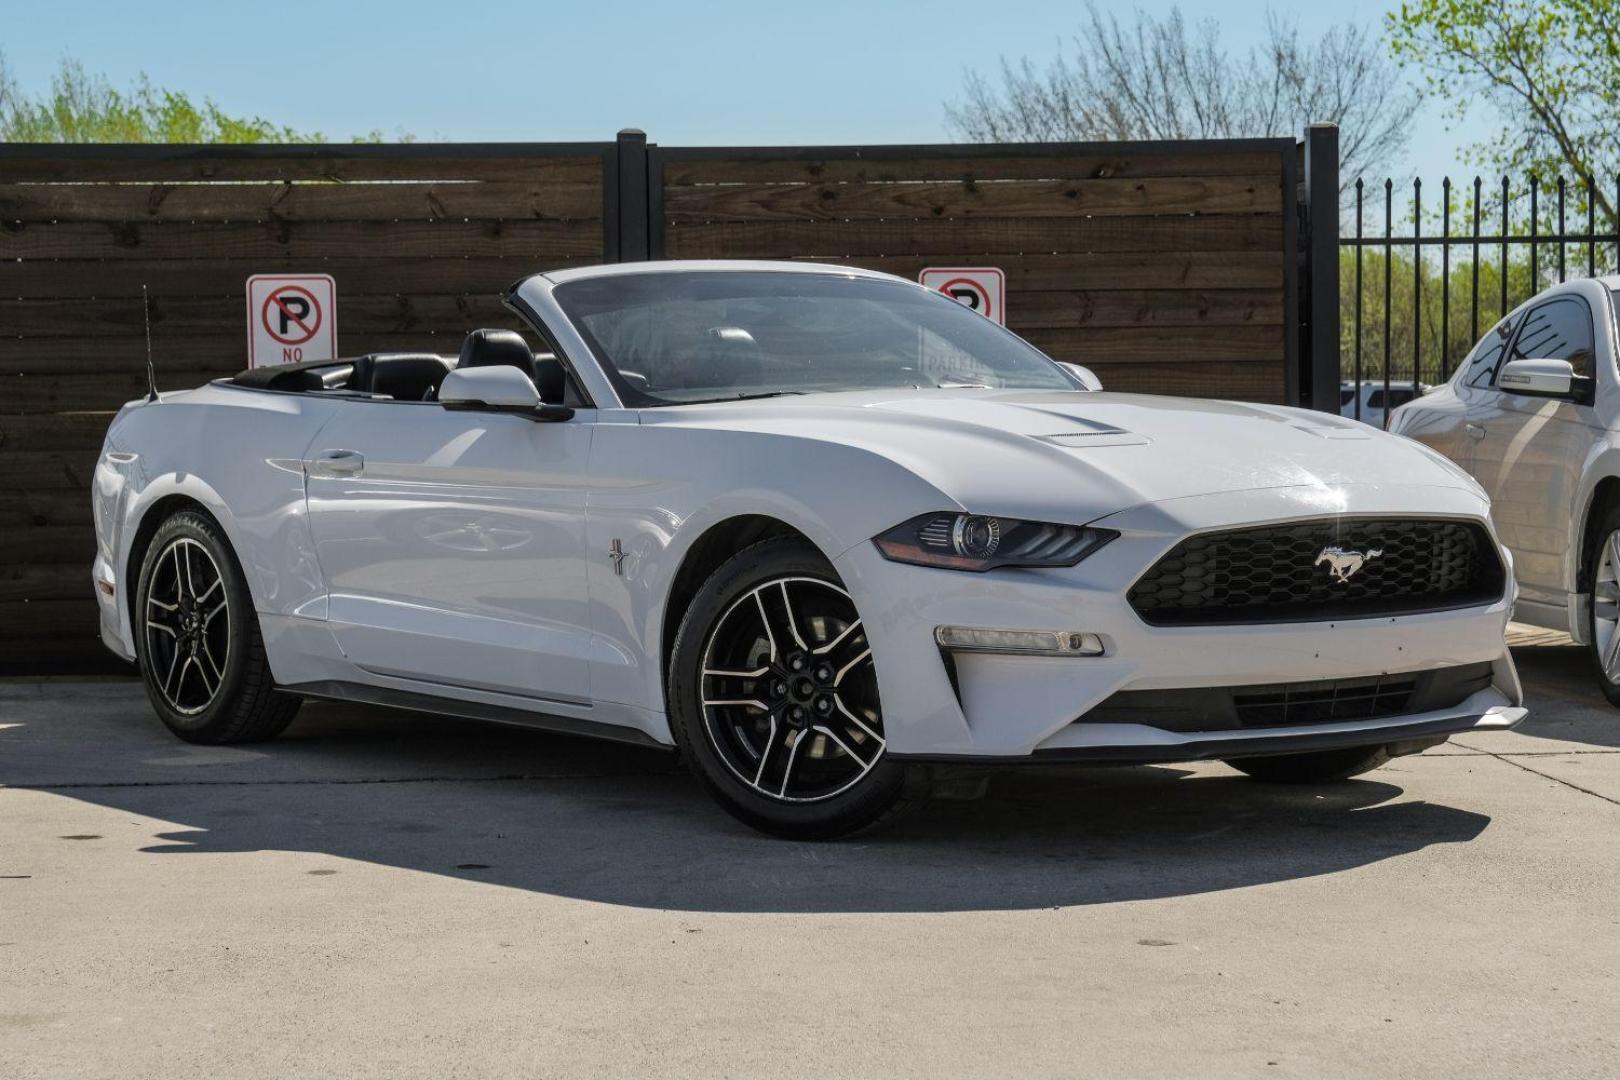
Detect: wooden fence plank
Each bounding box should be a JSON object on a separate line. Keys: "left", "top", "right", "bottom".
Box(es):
{"left": 0, "top": 153, "right": 605, "bottom": 184}
{"left": 0, "top": 599, "right": 100, "bottom": 640}
{"left": 0, "top": 180, "right": 604, "bottom": 223}
{"left": 0, "top": 526, "right": 95, "bottom": 566}
{"left": 0, "top": 562, "right": 89, "bottom": 601}
{"left": 660, "top": 150, "right": 1283, "bottom": 186}
{"left": 1017, "top": 325, "right": 1284, "bottom": 363}
{"left": 1084, "top": 360, "right": 1284, "bottom": 401}
{"left": 0, "top": 489, "right": 94, "bottom": 528}
{"left": 663, "top": 215, "right": 1282, "bottom": 259}
{"left": 0, "top": 448, "right": 98, "bottom": 490}
{"left": 0, "top": 333, "right": 474, "bottom": 373}
{"left": 663, "top": 175, "right": 1280, "bottom": 222}
{"left": 1007, "top": 288, "right": 1282, "bottom": 330}
{"left": 0, "top": 219, "right": 603, "bottom": 260}
{"left": 0, "top": 412, "right": 115, "bottom": 450}
{"left": 0, "top": 257, "right": 594, "bottom": 299}
{"left": 2, "top": 293, "right": 523, "bottom": 338}
{"left": 798, "top": 252, "right": 1285, "bottom": 291}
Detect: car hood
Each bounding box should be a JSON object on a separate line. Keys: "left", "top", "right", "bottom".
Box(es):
{"left": 647, "top": 389, "right": 1482, "bottom": 522}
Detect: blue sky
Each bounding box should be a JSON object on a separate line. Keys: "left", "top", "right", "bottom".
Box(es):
{"left": 1, "top": 0, "right": 1486, "bottom": 181}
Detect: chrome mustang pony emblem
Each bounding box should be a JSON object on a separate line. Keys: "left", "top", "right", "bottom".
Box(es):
{"left": 1315, "top": 545, "right": 1382, "bottom": 584}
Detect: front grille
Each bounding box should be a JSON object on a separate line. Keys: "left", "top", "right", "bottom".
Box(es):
{"left": 1127, "top": 517, "right": 1506, "bottom": 626}
{"left": 1081, "top": 662, "right": 1493, "bottom": 733}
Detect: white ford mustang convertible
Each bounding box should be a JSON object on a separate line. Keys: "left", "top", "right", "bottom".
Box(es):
{"left": 92, "top": 261, "right": 1526, "bottom": 837}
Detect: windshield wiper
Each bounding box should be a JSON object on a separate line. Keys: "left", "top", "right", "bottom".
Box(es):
{"left": 724, "top": 390, "right": 808, "bottom": 401}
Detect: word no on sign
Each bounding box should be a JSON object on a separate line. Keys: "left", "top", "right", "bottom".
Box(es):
{"left": 246, "top": 274, "right": 338, "bottom": 368}
{"left": 919, "top": 267, "right": 1005, "bottom": 325}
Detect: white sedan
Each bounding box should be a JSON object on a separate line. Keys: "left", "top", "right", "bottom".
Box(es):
{"left": 1390, "top": 276, "right": 1620, "bottom": 702}
{"left": 92, "top": 261, "right": 1525, "bottom": 838}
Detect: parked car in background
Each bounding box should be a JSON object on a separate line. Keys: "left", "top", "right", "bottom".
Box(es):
{"left": 1389, "top": 276, "right": 1620, "bottom": 702}
{"left": 93, "top": 261, "right": 1526, "bottom": 838}
{"left": 1341, "top": 380, "right": 1432, "bottom": 429}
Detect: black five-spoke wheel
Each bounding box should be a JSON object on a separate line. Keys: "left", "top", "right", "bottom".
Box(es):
{"left": 701, "top": 576, "right": 884, "bottom": 802}
{"left": 670, "top": 538, "right": 919, "bottom": 839}
{"left": 144, "top": 537, "right": 231, "bottom": 715}
{"left": 134, "top": 510, "right": 301, "bottom": 744}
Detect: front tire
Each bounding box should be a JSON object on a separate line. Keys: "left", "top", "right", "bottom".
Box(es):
{"left": 1584, "top": 502, "right": 1620, "bottom": 706}
{"left": 667, "top": 538, "right": 922, "bottom": 839}
{"left": 133, "top": 510, "right": 301, "bottom": 744}
{"left": 1224, "top": 745, "right": 1391, "bottom": 784}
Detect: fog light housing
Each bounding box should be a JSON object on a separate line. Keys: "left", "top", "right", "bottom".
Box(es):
{"left": 935, "top": 626, "right": 1105, "bottom": 656}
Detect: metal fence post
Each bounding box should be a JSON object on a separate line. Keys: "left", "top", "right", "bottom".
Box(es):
{"left": 615, "top": 128, "right": 651, "bottom": 262}
{"left": 1302, "top": 123, "right": 1340, "bottom": 412}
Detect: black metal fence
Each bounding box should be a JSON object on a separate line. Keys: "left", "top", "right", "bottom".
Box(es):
{"left": 1340, "top": 173, "right": 1620, "bottom": 424}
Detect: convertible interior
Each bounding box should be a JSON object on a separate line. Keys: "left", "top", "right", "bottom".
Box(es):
{"left": 228, "top": 328, "right": 575, "bottom": 405}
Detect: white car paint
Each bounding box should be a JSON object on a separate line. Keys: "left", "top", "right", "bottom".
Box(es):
{"left": 93, "top": 260, "right": 1525, "bottom": 760}
{"left": 1389, "top": 276, "right": 1620, "bottom": 643}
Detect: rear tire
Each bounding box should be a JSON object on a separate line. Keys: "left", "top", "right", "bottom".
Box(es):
{"left": 133, "top": 510, "right": 301, "bottom": 744}
{"left": 1582, "top": 500, "right": 1620, "bottom": 707}
{"left": 1224, "top": 745, "right": 1391, "bottom": 784}
{"left": 667, "top": 538, "right": 924, "bottom": 839}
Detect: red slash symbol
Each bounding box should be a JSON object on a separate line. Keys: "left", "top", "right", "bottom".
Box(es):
{"left": 262, "top": 285, "right": 321, "bottom": 346}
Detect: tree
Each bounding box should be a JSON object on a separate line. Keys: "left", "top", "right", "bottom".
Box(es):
{"left": 0, "top": 53, "right": 397, "bottom": 143}
{"left": 944, "top": 5, "right": 1416, "bottom": 191}
{"left": 1388, "top": 0, "right": 1620, "bottom": 222}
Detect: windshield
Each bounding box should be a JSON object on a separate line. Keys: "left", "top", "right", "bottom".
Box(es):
{"left": 551, "top": 270, "right": 1079, "bottom": 406}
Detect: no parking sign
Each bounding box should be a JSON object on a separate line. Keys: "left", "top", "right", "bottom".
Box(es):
{"left": 919, "top": 267, "right": 1005, "bottom": 325}
{"left": 246, "top": 274, "right": 337, "bottom": 368}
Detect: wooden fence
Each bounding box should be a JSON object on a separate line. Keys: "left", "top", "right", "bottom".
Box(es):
{"left": 0, "top": 129, "right": 1337, "bottom": 673}
{"left": 650, "top": 139, "right": 1304, "bottom": 402}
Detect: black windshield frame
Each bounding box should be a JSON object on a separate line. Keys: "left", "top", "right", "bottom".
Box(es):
{"left": 551, "top": 270, "right": 1081, "bottom": 407}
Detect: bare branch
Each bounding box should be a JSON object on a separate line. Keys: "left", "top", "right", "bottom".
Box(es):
{"left": 945, "top": 3, "right": 1415, "bottom": 196}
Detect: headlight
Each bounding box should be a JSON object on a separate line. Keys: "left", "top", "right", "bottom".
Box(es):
{"left": 873, "top": 512, "right": 1116, "bottom": 572}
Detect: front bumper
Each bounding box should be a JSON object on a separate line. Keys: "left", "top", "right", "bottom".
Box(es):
{"left": 833, "top": 484, "right": 1524, "bottom": 760}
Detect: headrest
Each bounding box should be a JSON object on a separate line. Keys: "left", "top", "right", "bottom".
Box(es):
{"left": 360, "top": 354, "right": 453, "bottom": 399}
{"left": 531, "top": 352, "right": 567, "bottom": 406}
{"left": 457, "top": 329, "right": 536, "bottom": 380}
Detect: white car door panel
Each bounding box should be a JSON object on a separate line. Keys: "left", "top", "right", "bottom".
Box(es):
{"left": 303, "top": 401, "right": 594, "bottom": 702}
{"left": 1467, "top": 297, "right": 1601, "bottom": 605}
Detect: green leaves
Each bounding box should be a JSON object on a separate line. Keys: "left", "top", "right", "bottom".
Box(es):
{"left": 1386, "top": 0, "right": 1620, "bottom": 221}
{"left": 0, "top": 54, "right": 397, "bottom": 144}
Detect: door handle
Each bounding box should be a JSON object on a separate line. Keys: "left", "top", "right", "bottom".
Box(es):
{"left": 307, "top": 448, "right": 364, "bottom": 476}
{"left": 1465, "top": 422, "right": 1486, "bottom": 441}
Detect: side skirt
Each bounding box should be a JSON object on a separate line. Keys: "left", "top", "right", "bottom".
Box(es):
{"left": 284, "top": 679, "right": 672, "bottom": 751}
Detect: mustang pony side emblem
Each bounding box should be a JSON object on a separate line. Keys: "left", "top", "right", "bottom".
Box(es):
{"left": 1315, "top": 546, "right": 1382, "bottom": 583}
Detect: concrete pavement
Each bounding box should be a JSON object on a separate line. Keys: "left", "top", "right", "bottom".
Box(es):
{"left": 2, "top": 638, "right": 1616, "bottom": 1078}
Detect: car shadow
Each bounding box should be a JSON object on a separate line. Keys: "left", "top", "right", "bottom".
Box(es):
{"left": 2, "top": 688, "right": 1491, "bottom": 914}
{"left": 1509, "top": 643, "right": 1620, "bottom": 750}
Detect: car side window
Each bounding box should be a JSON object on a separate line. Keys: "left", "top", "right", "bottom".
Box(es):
{"left": 1503, "top": 298, "right": 1595, "bottom": 380}
{"left": 1463, "top": 316, "right": 1517, "bottom": 389}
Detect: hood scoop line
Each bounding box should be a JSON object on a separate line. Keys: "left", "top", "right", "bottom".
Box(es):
{"left": 1040, "top": 430, "right": 1152, "bottom": 448}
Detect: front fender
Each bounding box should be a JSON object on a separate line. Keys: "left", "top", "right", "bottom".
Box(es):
{"left": 583, "top": 422, "right": 957, "bottom": 715}
{"left": 1569, "top": 439, "right": 1620, "bottom": 596}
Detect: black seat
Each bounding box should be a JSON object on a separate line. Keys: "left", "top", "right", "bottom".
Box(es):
{"left": 457, "top": 328, "right": 566, "bottom": 405}
{"left": 351, "top": 353, "right": 453, "bottom": 400}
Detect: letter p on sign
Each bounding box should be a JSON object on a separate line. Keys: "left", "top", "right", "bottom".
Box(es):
{"left": 919, "top": 267, "right": 1005, "bottom": 325}
{"left": 246, "top": 274, "right": 338, "bottom": 368}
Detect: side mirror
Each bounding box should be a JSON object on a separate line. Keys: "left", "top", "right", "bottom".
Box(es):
{"left": 438, "top": 366, "right": 573, "bottom": 422}
{"left": 1497, "top": 358, "right": 1583, "bottom": 400}
{"left": 1057, "top": 361, "right": 1103, "bottom": 391}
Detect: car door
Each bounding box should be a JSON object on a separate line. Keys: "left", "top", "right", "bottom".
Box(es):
{"left": 302, "top": 397, "right": 594, "bottom": 704}
{"left": 1467, "top": 296, "right": 1602, "bottom": 605}
{"left": 1390, "top": 320, "right": 1509, "bottom": 461}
